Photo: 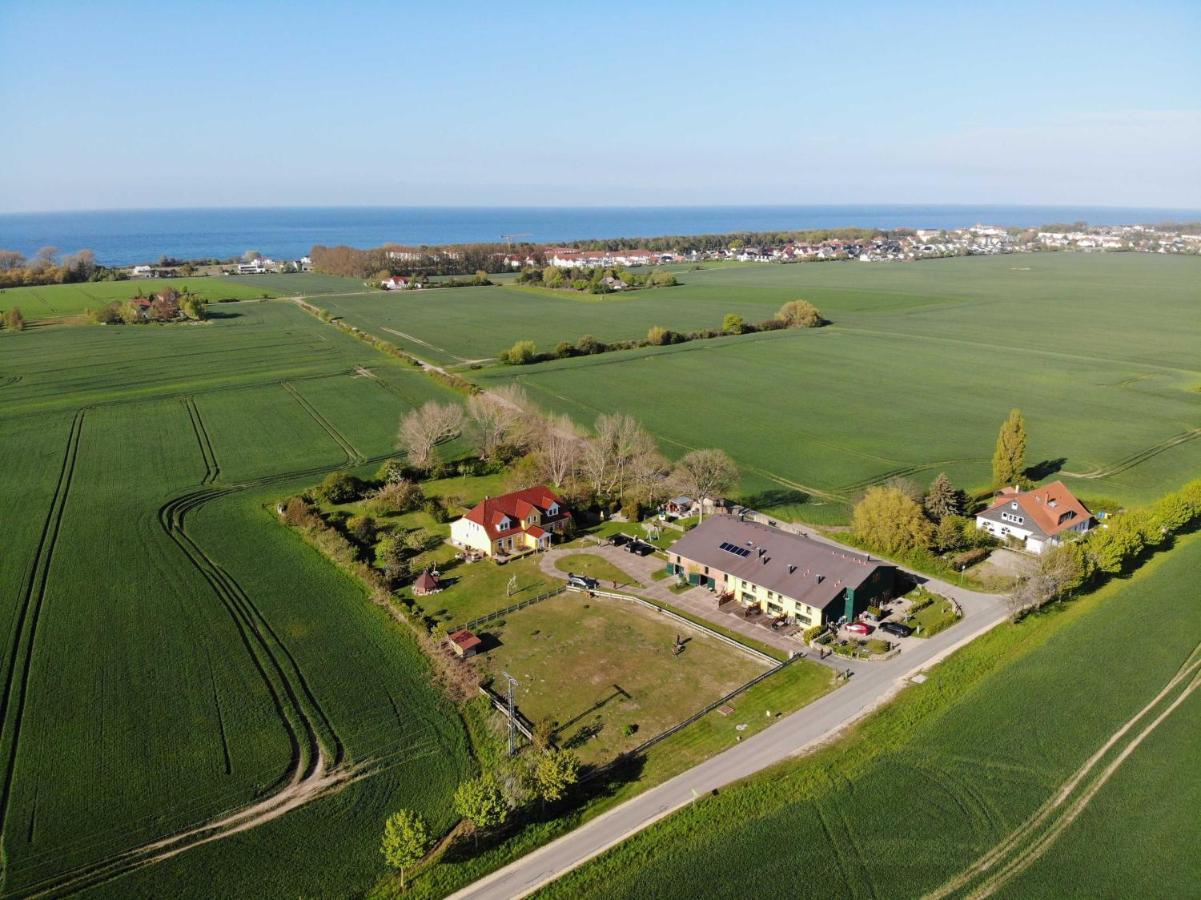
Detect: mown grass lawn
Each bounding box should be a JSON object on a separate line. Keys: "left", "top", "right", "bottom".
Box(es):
{"left": 554, "top": 552, "right": 643, "bottom": 588}
{"left": 472, "top": 593, "right": 770, "bottom": 766}
{"left": 415, "top": 555, "right": 560, "bottom": 628}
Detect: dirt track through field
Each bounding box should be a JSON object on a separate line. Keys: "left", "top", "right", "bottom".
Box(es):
{"left": 925, "top": 643, "right": 1201, "bottom": 900}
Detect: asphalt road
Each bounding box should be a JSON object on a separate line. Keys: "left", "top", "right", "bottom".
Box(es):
{"left": 452, "top": 570, "right": 1008, "bottom": 900}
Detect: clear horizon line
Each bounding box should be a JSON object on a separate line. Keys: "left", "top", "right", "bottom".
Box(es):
{"left": 4, "top": 201, "right": 1201, "bottom": 217}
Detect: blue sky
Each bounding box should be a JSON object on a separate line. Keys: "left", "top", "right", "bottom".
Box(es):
{"left": 1, "top": 0, "right": 1198, "bottom": 211}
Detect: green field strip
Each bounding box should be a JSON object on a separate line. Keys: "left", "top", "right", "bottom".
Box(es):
{"left": 0, "top": 411, "right": 83, "bottom": 851}
{"left": 280, "top": 381, "right": 365, "bottom": 466}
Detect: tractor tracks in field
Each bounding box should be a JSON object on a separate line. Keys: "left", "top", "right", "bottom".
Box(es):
{"left": 281, "top": 381, "right": 366, "bottom": 466}
{"left": 1061, "top": 427, "right": 1201, "bottom": 479}
{"left": 0, "top": 412, "right": 84, "bottom": 852}
{"left": 925, "top": 642, "right": 1201, "bottom": 900}
{"left": 7, "top": 459, "right": 370, "bottom": 897}
{"left": 182, "top": 397, "right": 221, "bottom": 484}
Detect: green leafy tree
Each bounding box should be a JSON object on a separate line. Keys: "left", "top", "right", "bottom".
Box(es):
{"left": 454, "top": 773, "right": 509, "bottom": 840}
{"left": 1085, "top": 514, "right": 1145, "bottom": 574}
{"left": 376, "top": 458, "right": 408, "bottom": 484}
{"left": 532, "top": 748, "right": 580, "bottom": 803}
{"left": 852, "top": 485, "right": 935, "bottom": 553}
{"left": 991, "top": 409, "right": 1027, "bottom": 487}
{"left": 923, "top": 472, "right": 962, "bottom": 521}
{"left": 722, "top": 313, "right": 746, "bottom": 334}
{"left": 933, "top": 514, "right": 970, "bottom": 552}
{"left": 317, "top": 471, "right": 363, "bottom": 504}
{"left": 379, "top": 809, "right": 429, "bottom": 888}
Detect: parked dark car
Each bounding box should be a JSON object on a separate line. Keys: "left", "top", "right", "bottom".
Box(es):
{"left": 627, "top": 540, "right": 655, "bottom": 556}
{"left": 880, "top": 621, "right": 913, "bottom": 638}
{"left": 609, "top": 533, "right": 632, "bottom": 547}
{"left": 567, "top": 573, "right": 599, "bottom": 590}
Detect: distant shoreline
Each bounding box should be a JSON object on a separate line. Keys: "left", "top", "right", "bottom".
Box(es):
{"left": 2, "top": 204, "right": 1200, "bottom": 266}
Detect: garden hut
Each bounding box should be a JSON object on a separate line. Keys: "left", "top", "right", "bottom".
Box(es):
{"left": 413, "top": 568, "right": 443, "bottom": 596}
{"left": 448, "top": 629, "right": 481, "bottom": 659}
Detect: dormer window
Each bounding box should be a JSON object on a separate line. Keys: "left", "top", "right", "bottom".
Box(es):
{"left": 547, "top": 503, "right": 559, "bottom": 516}
{"left": 1010, "top": 501, "right": 1019, "bottom": 510}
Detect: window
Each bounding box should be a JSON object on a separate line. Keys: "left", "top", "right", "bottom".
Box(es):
{"left": 703, "top": 566, "right": 709, "bottom": 575}
{"left": 741, "top": 592, "right": 756, "bottom": 604}
{"left": 1001, "top": 512, "right": 1025, "bottom": 525}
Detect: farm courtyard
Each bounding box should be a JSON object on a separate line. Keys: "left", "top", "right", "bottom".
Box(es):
{"left": 471, "top": 592, "right": 772, "bottom": 765}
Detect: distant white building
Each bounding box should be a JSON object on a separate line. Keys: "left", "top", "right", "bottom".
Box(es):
{"left": 131, "top": 265, "right": 153, "bottom": 277}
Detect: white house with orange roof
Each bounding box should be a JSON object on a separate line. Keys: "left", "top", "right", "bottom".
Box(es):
{"left": 449, "top": 486, "right": 571, "bottom": 560}
{"left": 975, "top": 481, "right": 1093, "bottom": 554}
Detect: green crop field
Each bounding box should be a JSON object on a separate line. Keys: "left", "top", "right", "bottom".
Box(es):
{"left": 541, "top": 532, "right": 1201, "bottom": 899}
{"left": 0, "top": 300, "right": 473, "bottom": 897}
{"left": 223, "top": 271, "right": 371, "bottom": 295}
{"left": 0, "top": 277, "right": 283, "bottom": 321}
{"left": 448, "top": 254, "right": 1201, "bottom": 522}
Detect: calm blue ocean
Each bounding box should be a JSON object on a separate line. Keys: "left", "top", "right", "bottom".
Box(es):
{"left": 1, "top": 205, "right": 1198, "bottom": 266}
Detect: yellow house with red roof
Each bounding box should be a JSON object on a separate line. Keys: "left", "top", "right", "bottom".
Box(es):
{"left": 449, "top": 486, "right": 571, "bottom": 560}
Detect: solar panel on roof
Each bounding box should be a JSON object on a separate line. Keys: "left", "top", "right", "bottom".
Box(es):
{"left": 719, "top": 542, "right": 750, "bottom": 557}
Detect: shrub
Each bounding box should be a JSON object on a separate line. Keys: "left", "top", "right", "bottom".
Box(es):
{"left": 576, "top": 334, "right": 605, "bottom": 355}
{"left": 776, "top": 299, "right": 824, "bottom": 327}
{"left": 501, "top": 339, "right": 538, "bottom": 365}
{"left": 554, "top": 340, "right": 576, "bottom": 359}
{"left": 802, "top": 624, "right": 825, "bottom": 644}
{"left": 950, "top": 547, "right": 990, "bottom": 570}
{"left": 422, "top": 497, "right": 450, "bottom": 523}
{"left": 369, "top": 479, "right": 425, "bottom": 515}
{"left": 647, "top": 326, "right": 670, "bottom": 346}
{"left": 317, "top": 472, "right": 363, "bottom": 504}
{"left": 376, "top": 458, "right": 409, "bottom": 484}
{"left": 722, "top": 313, "right": 746, "bottom": 334}
{"left": 346, "top": 515, "right": 378, "bottom": 546}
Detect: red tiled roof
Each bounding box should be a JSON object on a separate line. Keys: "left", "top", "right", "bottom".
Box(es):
{"left": 983, "top": 481, "right": 1092, "bottom": 537}
{"left": 462, "top": 486, "right": 569, "bottom": 541}
{"left": 414, "top": 569, "right": 441, "bottom": 592}
{"left": 448, "top": 629, "right": 481, "bottom": 651}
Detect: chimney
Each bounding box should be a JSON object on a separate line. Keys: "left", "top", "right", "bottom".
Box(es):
{"left": 788, "top": 564, "right": 797, "bottom": 574}
{"left": 816, "top": 574, "right": 824, "bottom": 583}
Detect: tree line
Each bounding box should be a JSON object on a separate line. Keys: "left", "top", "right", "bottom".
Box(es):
{"left": 0, "top": 246, "right": 124, "bottom": 288}
{"left": 499, "top": 299, "right": 825, "bottom": 365}
{"left": 515, "top": 264, "right": 678, "bottom": 294}
{"left": 394, "top": 385, "right": 739, "bottom": 520}
{"left": 310, "top": 242, "right": 540, "bottom": 279}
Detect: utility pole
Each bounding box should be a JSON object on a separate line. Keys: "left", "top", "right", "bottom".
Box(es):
{"left": 502, "top": 670, "right": 519, "bottom": 756}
